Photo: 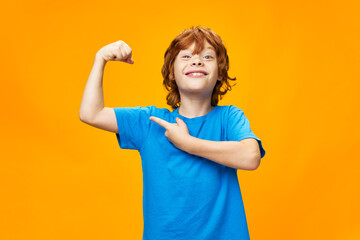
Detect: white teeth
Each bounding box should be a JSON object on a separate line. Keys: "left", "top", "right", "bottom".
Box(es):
{"left": 188, "top": 72, "right": 205, "bottom": 76}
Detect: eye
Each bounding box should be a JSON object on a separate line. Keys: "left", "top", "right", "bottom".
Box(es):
{"left": 204, "top": 55, "right": 213, "bottom": 59}
{"left": 182, "top": 55, "right": 191, "bottom": 59}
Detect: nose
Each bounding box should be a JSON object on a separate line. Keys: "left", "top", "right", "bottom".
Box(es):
{"left": 191, "top": 56, "right": 204, "bottom": 66}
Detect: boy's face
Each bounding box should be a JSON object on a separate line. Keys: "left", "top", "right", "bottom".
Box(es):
{"left": 173, "top": 40, "right": 221, "bottom": 97}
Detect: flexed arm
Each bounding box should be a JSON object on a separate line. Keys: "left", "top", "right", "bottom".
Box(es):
{"left": 79, "top": 40, "right": 134, "bottom": 133}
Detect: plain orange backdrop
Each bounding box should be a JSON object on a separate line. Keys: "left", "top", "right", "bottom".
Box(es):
{"left": 1, "top": 0, "right": 359, "bottom": 239}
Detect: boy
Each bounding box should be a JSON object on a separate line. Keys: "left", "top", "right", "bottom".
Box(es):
{"left": 80, "top": 26, "right": 265, "bottom": 240}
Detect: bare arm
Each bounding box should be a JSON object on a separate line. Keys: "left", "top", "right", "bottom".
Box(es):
{"left": 149, "top": 116, "right": 261, "bottom": 170}
{"left": 79, "top": 53, "right": 107, "bottom": 122}
{"left": 79, "top": 40, "right": 134, "bottom": 133}
{"left": 184, "top": 137, "right": 261, "bottom": 170}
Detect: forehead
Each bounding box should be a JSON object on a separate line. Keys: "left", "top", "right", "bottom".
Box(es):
{"left": 180, "top": 41, "right": 215, "bottom": 52}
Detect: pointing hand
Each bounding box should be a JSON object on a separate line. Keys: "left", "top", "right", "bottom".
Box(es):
{"left": 149, "top": 116, "right": 191, "bottom": 150}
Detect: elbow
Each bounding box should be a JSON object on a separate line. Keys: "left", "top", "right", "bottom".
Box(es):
{"left": 236, "top": 139, "right": 262, "bottom": 171}
{"left": 79, "top": 109, "right": 92, "bottom": 123}
{"left": 79, "top": 112, "right": 90, "bottom": 123}
{"left": 247, "top": 154, "right": 261, "bottom": 171}
{"left": 79, "top": 112, "right": 86, "bottom": 122}
{"left": 79, "top": 112, "right": 84, "bottom": 122}
{"left": 79, "top": 108, "right": 85, "bottom": 122}
{"left": 248, "top": 145, "right": 262, "bottom": 170}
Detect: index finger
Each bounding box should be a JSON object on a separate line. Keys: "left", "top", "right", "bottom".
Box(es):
{"left": 149, "top": 116, "right": 172, "bottom": 129}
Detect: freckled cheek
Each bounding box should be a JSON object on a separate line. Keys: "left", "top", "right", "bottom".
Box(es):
{"left": 176, "top": 65, "right": 187, "bottom": 75}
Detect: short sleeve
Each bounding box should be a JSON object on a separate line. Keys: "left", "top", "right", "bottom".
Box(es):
{"left": 226, "top": 105, "right": 266, "bottom": 158}
{"left": 113, "top": 106, "right": 153, "bottom": 151}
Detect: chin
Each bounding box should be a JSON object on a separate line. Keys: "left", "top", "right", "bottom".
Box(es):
{"left": 182, "top": 87, "right": 212, "bottom": 94}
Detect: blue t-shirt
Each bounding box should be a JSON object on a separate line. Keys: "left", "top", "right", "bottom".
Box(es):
{"left": 113, "top": 104, "right": 265, "bottom": 240}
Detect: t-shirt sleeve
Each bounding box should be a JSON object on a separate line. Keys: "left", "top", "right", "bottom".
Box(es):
{"left": 112, "top": 106, "right": 153, "bottom": 151}
{"left": 226, "top": 105, "right": 266, "bottom": 158}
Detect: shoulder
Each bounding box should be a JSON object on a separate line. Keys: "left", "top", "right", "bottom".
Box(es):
{"left": 123, "top": 105, "right": 166, "bottom": 113}
{"left": 220, "top": 104, "right": 244, "bottom": 115}
{"left": 138, "top": 105, "right": 175, "bottom": 120}
{"left": 112, "top": 105, "right": 159, "bottom": 117}
{"left": 147, "top": 105, "right": 173, "bottom": 115}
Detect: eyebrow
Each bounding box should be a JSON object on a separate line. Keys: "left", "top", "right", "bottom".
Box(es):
{"left": 181, "top": 47, "right": 215, "bottom": 53}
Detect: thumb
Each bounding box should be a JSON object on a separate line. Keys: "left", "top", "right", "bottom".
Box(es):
{"left": 126, "top": 58, "right": 134, "bottom": 64}
{"left": 176, "top": 117, "right": 185, "bottom": 126}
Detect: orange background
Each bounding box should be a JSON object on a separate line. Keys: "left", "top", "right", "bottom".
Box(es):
{"left": 1, "top": 0, "right": 359, "bottom": 239}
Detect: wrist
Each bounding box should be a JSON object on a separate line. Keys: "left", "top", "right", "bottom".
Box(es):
{"left": 182, "top": 135, "right": 195, "bottom": 154}
{"left": 95, "top": 52, "right": 107, "bottom": 64}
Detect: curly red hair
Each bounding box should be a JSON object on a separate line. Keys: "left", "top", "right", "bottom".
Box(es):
{"left": 161, "top": 26, "right": 237, "bottom": 110}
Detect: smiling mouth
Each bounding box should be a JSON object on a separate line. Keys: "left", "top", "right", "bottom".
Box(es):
{"left": 186, "top": 73, "right": 207, "bottom": 78}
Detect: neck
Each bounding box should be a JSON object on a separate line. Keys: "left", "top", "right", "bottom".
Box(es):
{"left": 178, "top": 100, "right": 214, "bottom": 118}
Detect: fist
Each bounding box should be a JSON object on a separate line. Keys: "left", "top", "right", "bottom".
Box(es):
{"left": 97, "top": 40, "right": 134, "bottom": 64}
